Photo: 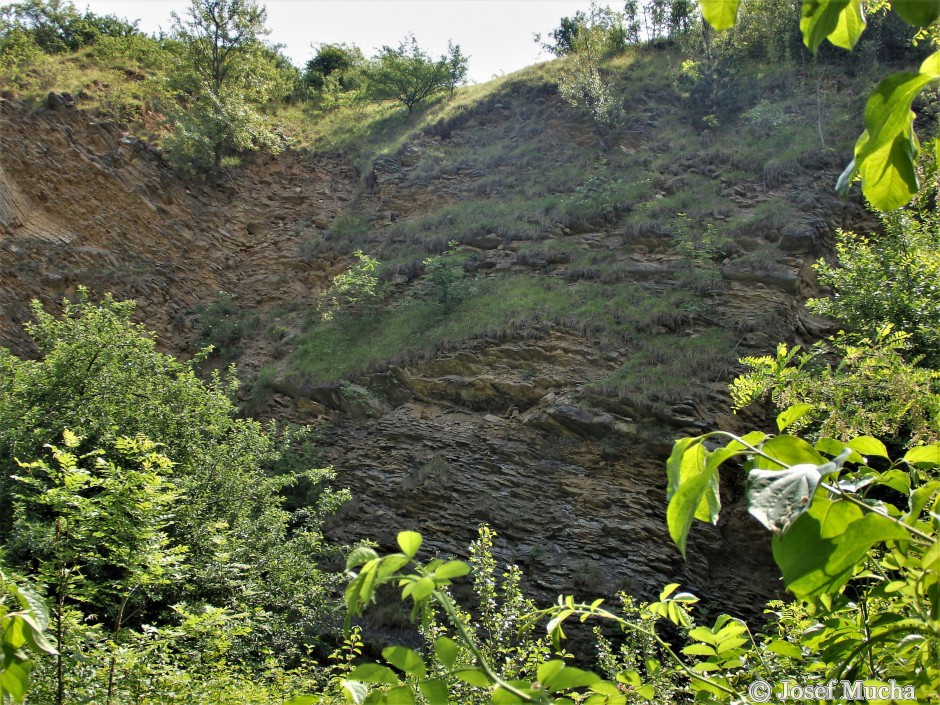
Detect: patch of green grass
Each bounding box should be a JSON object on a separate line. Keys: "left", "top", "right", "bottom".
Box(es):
{"left": 290, "top": 274, "right": 705, "bottom": 385}
{"left": 594, "top": 329, "right": 737, "bottom": 406}
{"left": 275, "top": 59, "right": 568, "bottom": 162}
{"left": 0, "top": 41, "right": 174, "bottom": 128}
{"left": 380, "top": 196, "right": 562, "bottom": 254}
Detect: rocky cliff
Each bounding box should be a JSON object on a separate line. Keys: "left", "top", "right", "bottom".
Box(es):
{"left": 0, "top": 72, "right": 871, "bottom": 615}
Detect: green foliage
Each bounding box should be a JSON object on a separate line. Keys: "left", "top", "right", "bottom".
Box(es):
{"left": 554, "top": 5, "right": 627, "bottom": 128}
{"left": 561, "top": 171, "right": 650, "bottom": 223}
{"left": 363, "top": 35, "right": 467, "bottom": 115}
{"left": 170, "top": 0, "right": 267, "bottom": 94}
{"left": 539, "top": 2, "right": 630, "bottom": 57}
{"left": 319, "top": 250, "right": 385, "bottom": 322}
{"left": 731, "top": 329, "right": 940, "bottom": 446}
{"left": 339, "top": 532, "right": 598, "bottom": 705}
{"left": 710, "top": 0, "right": 803, "bottom": 64}
{"left": 167, "top": 0, "right": 286, "bottom": 172}
{"left": 0, "top": 26, "right": 39, "bottom": 69}
{"left": 164, "top": 85, "right": 285, "bottom": 173}
{"left": 422, "top": 526, "right": 558, "bottom": 705}
{"left": 592, "top": 593, "right": 681, "bottom": 704}
{"left": 0, "top": 290, "right": 346, "bottom": 681}
{"left": 672, "top": 211, "right": 730, "bottom": 265}
{"left": 335, "top": 531, "right": 731, "bottom": 704}
{"left": 0, "top": 568, "right": 56, "bottom": 704}
{"left": 195, "top": 289, "right": 259, "bottom": 361}
{"left": 558, "top": 60, "right": 622, "bottom": 129}
{"left": 702, "top": 0, "right": 940, "bottom": 211}
{"left": 810, "top": 197, "right": 940, "bottom": 365}
{"left": 8, "top": 433, "right": 183, "bottom": 704}
{"left": 664, "top": 412, "right": 940, "bottom": 702}
{"left": 9, "top": 433, "right": 182, "bottom": 608}
{"left": 303, "top": 43, "right": 364, "bottom": 91}
{"left": 741, "top": 98, "right": 795, "bottom": 129}
{"left": 302, "top": 42, "right": 365, "bottom": 109}
{"left": 422, "top": 244, "right": 473, "bottom": 310}
{"left": 0, "top": 0, "right": 139, "bottom": 54}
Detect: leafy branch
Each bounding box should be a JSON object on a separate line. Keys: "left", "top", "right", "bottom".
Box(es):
{"left": 701, "top": 0, "right": 940, "bottom": 211}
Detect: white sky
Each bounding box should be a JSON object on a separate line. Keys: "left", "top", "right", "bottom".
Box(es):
{"left": 81, "top": 0, "right": 597, "bottom": 83}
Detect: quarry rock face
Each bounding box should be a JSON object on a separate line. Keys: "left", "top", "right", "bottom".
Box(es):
{"left": 0, "top": 94, "right": 357, "bottom": 357}
{"left": 314, "top": 334, "right": 781, "bottom": 613}
{"left": 0, "top": 92, "right": 857, "bottom": 615}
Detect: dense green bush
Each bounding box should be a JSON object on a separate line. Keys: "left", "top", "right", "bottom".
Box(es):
{"left": 810, "top": 193, "right": 940, "bottom": 366}
{"left": 303, "top": 43, "right": 364, "bottom": 92}
{"left": 0, "top": 291, "right": 346, "bottom": 697}
{"left": 165, "top": 0, "right": 289, "bottom": 172}
{"left": 0, "top": 0, "right": 140, "bottom": 54}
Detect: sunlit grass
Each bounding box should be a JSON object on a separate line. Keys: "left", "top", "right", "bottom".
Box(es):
{"left": 290, "top": 273, "right": 707, "bottom": 384}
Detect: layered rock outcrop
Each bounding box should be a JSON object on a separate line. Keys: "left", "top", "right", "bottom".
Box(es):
{"left": 0, "top": 87, "right": 863, "bottom": 616}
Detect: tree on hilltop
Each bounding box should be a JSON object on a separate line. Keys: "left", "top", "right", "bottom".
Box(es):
{"left": 364, "top": 34, "right": 468, "bottom": 115}
{"left": 167, "top": 0, "right": 286, "bottom": 173}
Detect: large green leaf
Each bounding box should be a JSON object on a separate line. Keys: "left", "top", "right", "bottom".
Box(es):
{"left": 666, "top": 437, "right": 697, "bottom": 498}
{"left": 666, "top": 441, "right": 719, "bottom": 557}
{"left": 772, "top": 499, "right": 855, "bottom": 598}
{"left": 858, "top": 129, "right": 920, "bottom": 212}
{"left": 907, "top": 480, "right": 940, "bottom": 523}
{"left": 397, "top": 531, "right": 422, "bottom": 558}
{"left": 3, "top": 615, "right": 27, "bottom": 652}
{"left": 377, "top": 554, "right": 410, "bottom": 581}
{"left": 401, "top": 576, "right": 435, "bottom": 602}
{"left": 892, "top": 0, "right": 940, "bottom": 26}
{"left": 854, "top": 53, "right": 940, "bottom": 210}
{"left": 815, "top": 438, "right": 864, "bottom": 465}
{"left": 344, "top": 558, "right": 380, "bottom": 614}
{"left": 455, "top": 668, "right": 492, "bottom": 687}
{"left": 382, "top": 646, "right": 427, "bottom": 679}
{"left": 383, "top": 687, "right": 415, "bottom": 705}
{"left": 699, "top": 0, "right": 742, "bottom": 30}
{"left": 418, "top": 679, "right": 449, "bottom": 705}
{"left": 433, "top": 636, "right": 460, "bottom": 670}
{"left": 9, "top": 585, "right": 50, "bottom": 636}
{"left": 746, "top": 464, "right": 822, "bottom": 533}
{"left": 904, "top": 444, "right": 940, "bottom": 468}
{"left": 537, "top": 660, "right": 566, "bottom": 685}
{"left": 542, "top": 666, "right": 601, "bottom": 693}
{"left": 764, "top": 639, "right": 803, "bottom": 658}
{"left": 776, "top": 404, "right": 815, "bottom": 432}
{"left": 348, "top": 664, "right": 401, "bottom": 686}
{"left": 846, "top": 436, "right": 889, "bottom": 460}
{"left": 800, "top": 0, "right": 852, "bottom": 53}
{"left": 0, "top": 659, "right": 30, "bottom": 704}
{"left": 754, "top": 435, "right": 826, "bottom": 468}
{"left": 432, "top": 560, "right": 471, "bottom": 581}
{"left": 828, "top": 0, "right": 866, "bottom": 50}
{"left": 346, "top": 546, "right": 380, "bottom": 571}
{"left": 17, "top": 613, "right": 56, "bottom": 656}
{"left": 772, "top": 498, "right": 910, "bottom": 599}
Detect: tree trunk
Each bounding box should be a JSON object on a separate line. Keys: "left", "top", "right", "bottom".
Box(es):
{"left": 106, "top": 593, "right": 130, "bottom": 704}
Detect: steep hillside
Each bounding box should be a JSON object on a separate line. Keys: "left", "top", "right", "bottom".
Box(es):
{"left": 0, "top": 91, "right": 360, "bottom": 354}
{"left": 0, "top": 47, "right": 880, "bottom": 614}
